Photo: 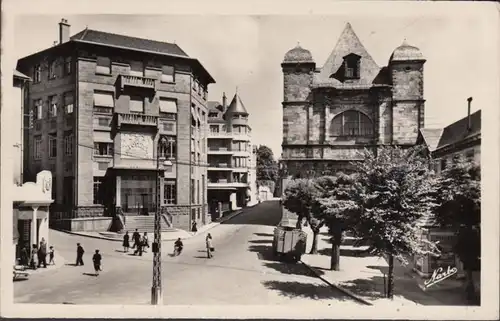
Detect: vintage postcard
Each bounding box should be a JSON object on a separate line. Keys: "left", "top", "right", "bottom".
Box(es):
{"left": 1, "top": 0, "right": 498, "bottom": 319}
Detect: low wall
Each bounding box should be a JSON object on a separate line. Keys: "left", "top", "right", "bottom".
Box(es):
{"left": 51, "top": 217, "right": 112, "bottom": 232}
{"left": 161, "top": 204, "right": 209, "bottom": 231}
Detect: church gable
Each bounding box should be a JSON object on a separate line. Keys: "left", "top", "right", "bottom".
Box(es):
{"left": 316, "top": 23, "right": 382, "bottom": 86}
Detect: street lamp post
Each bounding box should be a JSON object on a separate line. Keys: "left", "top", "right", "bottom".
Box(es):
{"left": 151, "top": 136, "right": 171, "bottom": 305}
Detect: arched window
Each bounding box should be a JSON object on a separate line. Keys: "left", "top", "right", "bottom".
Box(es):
{"left": 331, "top": 110, "right": 373, "bottom": 137}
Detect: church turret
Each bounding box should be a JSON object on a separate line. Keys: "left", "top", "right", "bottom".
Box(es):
{"left": 281, "top": 44, "right": 316, "bottom": 146}
{"left": 389, "top": 40, "right": 426, "bottom": 145}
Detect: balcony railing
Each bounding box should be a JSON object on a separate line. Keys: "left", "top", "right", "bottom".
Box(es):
{"left": 120, "top": 74, "right": 156, "bottom": 90}
{"left": 115, "top": 112, "right": 158, "bottom": 127}
{"left": 208, "top": 147, "right": 231, "bottom": 152}
{"left": 208, "top": 131, "right": 233, "bottom": 138}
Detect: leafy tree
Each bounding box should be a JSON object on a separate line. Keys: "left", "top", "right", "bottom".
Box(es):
{"left": 256, "top": 145, "right": 279, "bottom": 182}
{"left": 435, "top": 155, "right": 481, "bottom": 303}
{"left": 282, "top": 178, "right": 324, "bottom": 254}
{"left": 313, "top": 173, "right": 358, "bottom": 270}
{"left": 335, "top": 146, "right": 441, "bottom": 299}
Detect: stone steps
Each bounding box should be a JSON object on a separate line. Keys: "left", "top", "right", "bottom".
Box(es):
{"left": 123, "top": 215, "right": 174, "bottom": 233}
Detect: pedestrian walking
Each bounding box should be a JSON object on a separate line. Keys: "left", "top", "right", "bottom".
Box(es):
{"left": 132, "top": 229, "right": 140, "bottom": 249}
{"left": 191, "top": 221, "right": 198, "bottom": 233}
{"left": 206, "top": 233, "right": 214, "bottom": 259}
{"left": 142, "top": 232, "right": 149, "bottom": 253}
{"left": 30, "top": 244, "right": 38, "bottom": 270}
{"left": 122, "top": 231, "right": 130, "bottom": 252}
{"left": 134, "top": 235, "right": 143, "bottom": 256}
{"left": 20, "top": 244, "right": 29, "bottom": 267}
{"left": 37, "top": 240, "right": 47, "bottom": 268}
{"left": 92, "top": 250, "right": 102, "bottom": 276}
{"left": 49, "top": 246, "right": 55, "bottom": 265}
{"left": 76, "top": 243, "right": 85, "bottom": 266}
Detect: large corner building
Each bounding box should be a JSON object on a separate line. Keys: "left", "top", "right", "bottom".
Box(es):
{"left": 280, "top": 23, "right": 426, "bottom": 178}
{"left": 16, "top": 19, "right": 215, "bottom": 231}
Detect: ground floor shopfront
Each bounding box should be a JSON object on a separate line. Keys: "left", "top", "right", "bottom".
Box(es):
{"left": 207, "top": 187, "right": 251, "bottom": 221}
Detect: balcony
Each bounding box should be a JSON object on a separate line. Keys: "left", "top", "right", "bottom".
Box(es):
{"left": 207, "top": 163, "right": 233, "bottom": 171}
{"left": 208, "top": 179, "right": 249, "bottom": 189}
{"left": 207, "top": 131, "right": 233, "bottom": 139}
{"left": 207, "top": 146, "right": 234, "bottom": 155}
{"left": 115, "top": 112, "right": 158, "bottom": 128}
{"left": 119, "top": 74, "right": 156, "bottom": 91}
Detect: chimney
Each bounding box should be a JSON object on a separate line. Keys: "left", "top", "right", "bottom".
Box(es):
{"left": 59, "top": 18, "right": 70, "bottom": 44}
{"left": 222, "top": 92, "right": 227, "bottom": 109}
{"left": 467, "top": 97, "right": 473, "bottom": 131}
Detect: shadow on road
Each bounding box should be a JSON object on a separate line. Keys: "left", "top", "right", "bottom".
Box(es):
{"left": 193, "top": 256, "right": 209, "bottom": 259}
{"left": 248, "top": 239, "right": 273, "bottom": 244}
{"left": 248, "top": 245, "right": 277, "bottom": 261}
{"left": 263, "top": 261, "right": 322, "bottom": 278}
{"left": 65, "top": 263, "right": 77, "bottom": 266}
{"left": 261, "top": 280, "right": 351, "bottom": 301}
{"left": 254, "top": 233, "right": 273, "bottom": 237}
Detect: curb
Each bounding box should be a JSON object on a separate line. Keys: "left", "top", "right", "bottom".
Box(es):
{"left": 300, "top": 261, "right": 373, "bottom": 306}
{"left": 57, "top": 230, "right": 193, "bottom": 242}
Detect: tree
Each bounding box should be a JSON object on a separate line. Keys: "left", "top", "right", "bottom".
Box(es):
{"left": 282, "top": 178, "right": 323, "bottom": 254}
{"left": 335, "top": 146, "right": 441, "bottom": 299}
{"left": 313, "top": 173, "right": 358, "bottom": 271}
{"left": 435, "top": 155, "right": 481, "bottom": 303}
{"left": 256, "top": 145, "right": 279, "bottom": 182}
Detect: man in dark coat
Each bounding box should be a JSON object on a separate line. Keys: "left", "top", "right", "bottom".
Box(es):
{"left": 76, "top": 243, "right": 85, "bottom": 266}
{"left": 37, "top": 240, "right": 47, "bottom": 268}
{"left": 92, "top": 249, "right": 102, "bottom": 276}
{"left": 132, "top": 229, "right": 140, "bottom": 249}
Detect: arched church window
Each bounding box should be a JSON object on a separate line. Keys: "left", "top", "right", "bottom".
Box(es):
{"left": 330, "top": 110, "right": 373, "bottom": 137}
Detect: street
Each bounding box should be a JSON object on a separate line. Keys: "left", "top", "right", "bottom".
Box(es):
{"left": 14, "top": 200, "right": 357, "bottom": 305}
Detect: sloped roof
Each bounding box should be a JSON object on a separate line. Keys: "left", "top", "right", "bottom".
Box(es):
{"left": 419, "top": 128, "right": 443, "bottom": 152}
{"left": 207, "top": 101, "right": 221, "bottom": 112}
{"left": 316, "top": 23, "right": 381, "bottom": 86}
{"left": 71, "top": 29, "right": 189, "bottom": 57}
{"left": 435, "top": 110, "right": 481, "bottom": 150}
{"left": 226, "top": 92, "right": 248, "bottom": 115}
{"left": 14, "top": 70, "right": 30, "bottom": 80}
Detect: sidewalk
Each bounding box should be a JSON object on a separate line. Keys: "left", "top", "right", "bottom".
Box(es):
{"left": 14, "top": 250, "right": 66, "bottom": 279}
{"left": 60, "top": 208, "right": 248, "bottom": 242}
{"left": 299, "top": 226, "right": 472, "bottom": 307}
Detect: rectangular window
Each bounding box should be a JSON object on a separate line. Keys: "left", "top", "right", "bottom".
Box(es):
{"left": 64, "top": 132, "right": 73, "bottom": 156}
{"left": 96, "top": 57, "right": 111, "bottom": 75}
{"left": 159, "top": 135, "right": 176, "bottom": 159}
{"left": 93, "top": 91, "right": 114, "bottom": 113}
{"left": 197, "top": 180, "right": 200, "bottom": 204}
{"left": 129, "top": 96, "right": 144, "bottom": 113}
{"left": 64, "top": 92, "right": 74, "bottom": 114}
{"left": 163, "top": 122, "right": 174, "bottom": 131}
{"left": 33, "top": 64, "right": 42, "bottom": 83}
{"left": 64, "top": 57, "right": 72, "bottom": 75}
{"left": 159, "top": 98, "right": 177, "bottom": 114}
{"left": 94, "top": 142, "right": 113, "bottom": 156}
{"left": 161, "top": 65, "right": 174, "bottom": 83}
{"left": 164, "top": 180, "right": 177, "bottom": 205}
{"left": 202, "top": 175, "right": 205, "bottom": 204}
{"left": 48, "top": 60, "right": 57, "bottom": 79}
{"left": 98, "top": 117, "right": 110, "bottom": 126}
{"left": 93, "top": 177, "right": 104, "bottom": 205}
{"left": 34, "top": 99, "right": 43, "bottom": 120}
{"left": 49, "top": 95, "right": 58, "bottom": 117}
{"left": 49, "top": 134, "right": 57, "bottom": 158}
{"left": 193, "top": 80, "right": 198, "bottom": 91}
{"left": 34, "top": 136, "right": 42, "bottom": 159}
{"left": 191, "top": 178, "right": 195, "bottom": 203}
{"left": 210, "top": 125, "right": 219, "bottom": 133}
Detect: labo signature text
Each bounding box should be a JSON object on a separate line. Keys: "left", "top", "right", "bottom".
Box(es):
{"left": 424, "top": 266, "right": 458, "bottom": 288}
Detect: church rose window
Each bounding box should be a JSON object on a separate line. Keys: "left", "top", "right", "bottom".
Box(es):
{"left": 331, "top": 110, "right": 373, "bottom": 137}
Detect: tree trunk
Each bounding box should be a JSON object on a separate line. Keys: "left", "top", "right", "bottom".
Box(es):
{"left": 330, "top": 241, "right": 340, "bottom": 271}
{"left": 387, "top": 254, "right": 394, "bottom": 299}
{"left": 310, "top": 229, "right": 319, "bottom": 254}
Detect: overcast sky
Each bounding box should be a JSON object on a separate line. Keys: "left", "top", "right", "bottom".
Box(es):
{"left": 11, "top": 8, "right": 497, "bottom": 158}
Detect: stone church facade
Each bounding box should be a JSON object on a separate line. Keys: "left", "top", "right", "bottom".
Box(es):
{"left": 281, "top": 23, "right": 426, "bottom": 178}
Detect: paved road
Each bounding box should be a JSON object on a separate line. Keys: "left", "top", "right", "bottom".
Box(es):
{"left": 14, "top": 200, "right": 357, "bottom": 306}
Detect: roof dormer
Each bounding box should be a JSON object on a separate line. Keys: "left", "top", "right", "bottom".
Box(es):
{"left": 342, "top": 53, "right": 361, "bottom": 80}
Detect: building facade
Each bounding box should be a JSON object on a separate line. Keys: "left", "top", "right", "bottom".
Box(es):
{"left": 206, "top": 92, "right": 255, "bottom": 220}
{"left": 280, "top": 23, "right": 426, "bottom": 178}
{"left": 16, "top": 19, "right": 215, "bottom": 231}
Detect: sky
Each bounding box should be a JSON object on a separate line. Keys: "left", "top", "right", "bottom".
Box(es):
{"left": 11, "top": 9, "right": 497, "bottom": 159}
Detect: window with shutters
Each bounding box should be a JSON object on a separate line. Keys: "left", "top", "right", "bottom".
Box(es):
{"left": 93, "top": 91, "right": 114, "bottom": 113}
{"left": 163, "top": 180, "right": 176, "bottom": 204}
{"left": 49, "top": 95, "right": 58, "bottom": 117}
{"left": 129, "top": 96, "right": 144, "bottom": 113}
{"left": 48, "top": 60, "right": 58, "bottom": 79}
{"left": 161, "top": 65, "right": 174, "bottom": 83}
{"left": 33, "top": 64, "right": 42, "bottom": 83}
{"left": 34, "top": 136, "right": 42, "bottom": 159}
{"left": 330, "top": 110, "right": 373, "bottom": 137}
{"left": 96, "top": 57, "right": 111, "bottom": 75}
{"left": 49, "top": 134, "right": 57, "bottom": 158}
{"left": 64, "top": 92, "right": 74, "bottom": 114}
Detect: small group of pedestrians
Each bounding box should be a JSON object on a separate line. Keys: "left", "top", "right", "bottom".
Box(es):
{"left": 18, "top": 238, "right": 56, "bottom": 270}
{"left": 74, "top": 243, "right": 103, "bottom": 276}
{"left": 122, "top": 229, "right": 149, "bottom": 256}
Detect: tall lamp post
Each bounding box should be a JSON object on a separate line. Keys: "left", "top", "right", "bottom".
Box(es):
{"left": 151, "top": 136, "right": 172, "bottom": 305}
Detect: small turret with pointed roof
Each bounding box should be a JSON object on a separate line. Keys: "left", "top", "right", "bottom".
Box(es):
{"left": 226, "top": 89, "right": 248, "bottom": 116}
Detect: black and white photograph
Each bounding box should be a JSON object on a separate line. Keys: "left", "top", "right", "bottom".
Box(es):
{"left": 1, "top": 0, "right": 498, "bottom": 319}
